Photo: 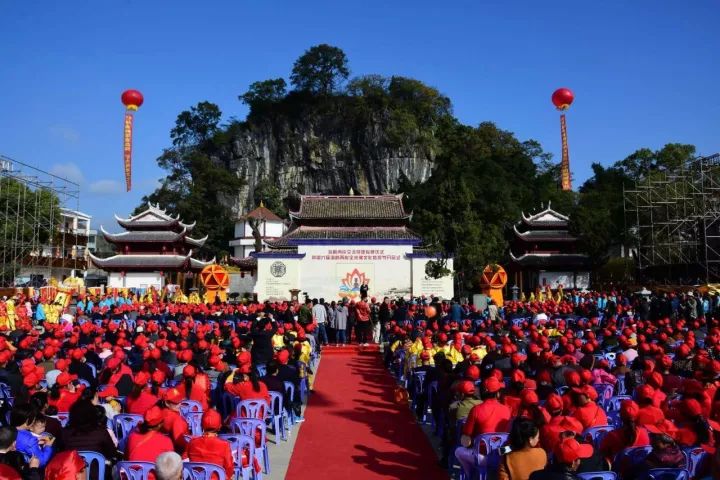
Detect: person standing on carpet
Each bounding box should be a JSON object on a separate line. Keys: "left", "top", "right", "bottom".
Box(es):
{"left": 311, "top": 298, "right": 329, "bottom": 349}
{"left": 335, "top": 301, "right": 349, "bottom": 346}
{"left": 355, "top": 298, "right": 371, "bottom": 346}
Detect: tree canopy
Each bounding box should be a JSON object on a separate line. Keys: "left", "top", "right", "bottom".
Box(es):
{"left": 290, "top": 44, "right": 349, "bottom": 94}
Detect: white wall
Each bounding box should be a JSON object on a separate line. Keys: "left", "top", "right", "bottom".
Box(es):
{"left": 107, "top": 272, "right": 164, "bottom": 289}
{"left": 411, "top": 257, "right": 455, "bottom": 299}
{"left": 297, "top": 244, "right": 413, "bottom": 301}
{"left": 255, "top": 257, "right": 300, "bottom": 300}
{"left": 229, "top": 272, "right": 257, "bottom": 296}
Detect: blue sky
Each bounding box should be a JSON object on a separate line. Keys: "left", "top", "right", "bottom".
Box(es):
{"left": 1, "top": 0, "right": 719, "bottom": 230}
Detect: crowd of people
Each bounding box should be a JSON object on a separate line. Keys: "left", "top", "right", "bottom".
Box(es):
{"left": 0, "top": 286, "right": 717, "bottom": 479}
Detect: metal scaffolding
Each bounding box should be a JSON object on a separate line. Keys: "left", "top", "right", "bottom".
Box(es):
{"left": 624, "top": 153, "right": 720, "bottom": 283}
{"left": 0, "top": 155, "right": 80, "bottom": 287}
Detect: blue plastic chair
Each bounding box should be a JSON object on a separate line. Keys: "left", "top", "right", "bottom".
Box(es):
{"left": 255, "top": 364, "right": 267, "bottom": 377}
{"left": 614, "top": 445, "right": 652, "bottom": 473}
{"left": 475, "top": 432, "right": 509, "bottom": 480}
{"left": 297, "top": 361, "right": 309, "bottom": 403}
{"left": 593, "top": 384, "right": 615, "bottom": 409}
{"left": 230, "top": 418, "right": 270, "bottom": 474}
{"left": 577, "top": 472, "right": 617, "bottom": 480}
{"left": 425, "top": 380, "right": 438, "bottom": 426}
{"left": 582, "top": 425, "right": 614, "bottom": 449}
{"left": 113, "top": 414, "right": 143, "bottom": 451}
{"left": 268, "top": 391, "right": 287, "bottom": 442}
{"left": 606, "top": 395, "right": 632, "bottom": 411}
{"left": 179, "top": 399, "right": 204, "bottom": 415}
{"left": 78, "top": 451, "right": 106, "bottom": 480}
{"left": 183, "top": 411, "right": 203, "bottom": 437}
{"left": 683, "top": 446, "right": 707, "bottom": 479}
{"left": 116, "top": 461, "right": 155, "bottom": 480}
{"left": 283, "top": 382, "right": 298, "bottom": 424}
{"left": 556, "top": 386, "right": 569, "bottom": 395}
{"left": 606, "top": 410, "right": 622, "bottom": 428}
{"left": 183, "top": 462, "right": 226, "bottom": 480}
{"left": 237, "top": 399, "right": 268, "bottom": 420}
{"left": 647, "top": 468, "right": 690, "bottom": 480}
{"left": 87, "top": 362, "right": 97, "bottom": 378}
{"left": 219, "top": 434, "right": 256, "bottom": 480}
{"left": 221, "top": 392, "right": 240, "bottom": 420}
{"left": 53, "top": 412, "right": 70, "bottom": 427}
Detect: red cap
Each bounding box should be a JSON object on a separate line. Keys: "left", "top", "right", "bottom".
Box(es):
{"left": 151, "top": 370, "right": 167, "bottom": 385}
{"left": 636, "top": 384, "right": 655, "bottom": 402}
{"left": 483, "top": 376, "right": 505, "bottom": 393}
{"left": 144, "top": 405, "right": 165, "bottom": 427}
{"left": 546, "top": 393, "right": 564, "bottom": 413}
{"left": 56, "top": 372, "right": 78, "bottom": 387}
{"left": 553, "top": 437, "right": 594, "bottom": 464}
{"left": 420, "top": 351, "right": 431, "bottom": 361}
{"left": 620, "top": 400, "right": 640, "bottom": 421}
{"left": 98, "top": 386, "right": 119, "bottom": 398}
{"left": 182, "top": 365, "right": 197, "bottom": 378}
{"left": 106, "top": 357, "right": 121, "bottom": 370}
{"left": 520, "top": 389, "right": 539, "bottom": 406}
{"left": 276, "top": 350, "right": 290, "bottom": 365}
{"left": 465, "top": 365, "right": 480, "bottom": 381}
{"left": 71, "top": 349, "right": 84, "bottom": 361}
{"left": 133, "top": 372, "right": 150, "bottom": 386}
{"left": 457, "top": 380, "right": 475, "bottom": 396}
{"left": 164, "top": 387, "right": 183, "bottom": 404}
{"left": 201, "top": 409, "right": 222, "bottom": 431}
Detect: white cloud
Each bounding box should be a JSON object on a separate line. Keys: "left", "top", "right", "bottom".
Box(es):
{"left": 89, "top": 179, "right": 124, "bottom": 195}
{"left": 50, "top": 162, "right": 85, "bottom": 184}
{"left": 49, "top": 125, "right": 80, "bottom": 143}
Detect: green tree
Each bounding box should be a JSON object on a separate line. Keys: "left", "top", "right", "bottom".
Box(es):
{"left": 139, "top": 102, "right": 243, "bottom": 258}
{"left": 290, "top": 44, "right": 350, "bottom": 94}
{"left": 240, "top": 78, "right": 287, "bottom": 110}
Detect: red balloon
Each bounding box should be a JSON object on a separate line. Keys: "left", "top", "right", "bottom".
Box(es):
{"left": 121, "top": 89, "right": 144, "bottom": 109}
{"left": 424, "top": 306, "right": 437, "bottom": 318}
{"left": 551, "top": 88, "right": 574, "bottom": 110}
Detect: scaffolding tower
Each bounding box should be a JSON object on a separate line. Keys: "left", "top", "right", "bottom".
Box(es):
{"left": 624, "top": 153, "right": 720, "bottom": 283}
{"left": 0, "top": 154, "right": 80, "bottom": 287}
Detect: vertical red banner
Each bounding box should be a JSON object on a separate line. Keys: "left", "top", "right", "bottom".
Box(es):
{"left": 560, "top": 113, "right": 571, "bottom": 191}
{"left": 123, "top": 111, "right": 134, "bottom": 191}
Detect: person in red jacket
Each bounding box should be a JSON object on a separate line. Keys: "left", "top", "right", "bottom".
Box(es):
{"left": 126, "top": 405, "right": 174, "bottom": 479}
{"left": 225, "top": 352, "right": 271, "bottom": 418}
{"left": 161, "top": 388, "right": 190, "bottom": 454}
{"left": 354, "top": 298, "right": 371, "bottom": 346}
{"left": 175, "top": 365, "right": 210, "bottom": 411}
{"left": 599, "top": 400, "right": 651, "bottom": 465}
{"left": 48, "top": 372, "right": 83, "bottom": 412}
{"left": 184, "top": 409, "right": 236, "bottom": 480}
{"left": 44, "top": 450, "right": 86, "bottom": 480}
{"left": 571, "top": 385, "right": 608, "bottom": 430}
{"left": 541, "top": 393, "right": 584, "bottom": 452}
{"left": 126, "top": 371, "right": 160, "bottom": 415}
{"left": 636, "top": 384, "right": 666, "bottom": 427}
{"left": 455, "top": 376, "right": 512, "bottom": 477}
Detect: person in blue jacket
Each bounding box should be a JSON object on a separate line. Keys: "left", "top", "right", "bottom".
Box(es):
{"left": 9, "top": 404, "right": 53, "bottom": 468}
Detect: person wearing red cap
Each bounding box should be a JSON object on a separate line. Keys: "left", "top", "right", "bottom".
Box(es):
{"left": 160, "top": 388, "right": 191, "bottom": 454}
{"left": 175, "top": 365, "right": 211, "bottom": 411}
{"left": 540, "top": 393, "right": 584, "bottom": 452}
{"left": 528, "top": 437, "right": 593, "bottom": 480}
{"left": 43, "top": 450, "right": 86, "bottom": 480}
{"left": 126, "top": 405, "right": 174, "bottom": 467}
{"left": 126, "top": 372, "right": 161, "bottom": 416}
{"left": 456, "top": 376, "right": 511, "bottom": 476}
{"left": 674, "top": 398, "right": 717, "bottom": 452}
{"left": 184, "top": 409, "right": 236, "bottom": 479}
{"left": 636, "top": 385, "right": 665, "bottom": 427}
{"left": 48, "top": 372, "right": 84, "bottom": 412}
{"left": 570, "top": 385, "right": 608, "bottom": 431}
{"left": 598, "top": 400, "right": 650, "bottom": 464}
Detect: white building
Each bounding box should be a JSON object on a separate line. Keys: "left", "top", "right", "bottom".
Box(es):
{"left": 229, "top": 204, "right": 286, "bottom": 258}
{"left": 253, "top": 195, "right": 454, "bottom": 301}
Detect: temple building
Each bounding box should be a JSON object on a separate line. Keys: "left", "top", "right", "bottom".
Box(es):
{"left": 88, "top": 203, "right": 214, "bottom": 289}
{"left": 253, "top": 194, "right": 454, "bottom": 301}
{"left": 508, "top": 202, "right": 590, "bottom": 292}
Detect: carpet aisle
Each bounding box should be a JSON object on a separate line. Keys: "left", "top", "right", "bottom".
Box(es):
{"left": 285, "top": 350, "right": 450, "bottom": 479}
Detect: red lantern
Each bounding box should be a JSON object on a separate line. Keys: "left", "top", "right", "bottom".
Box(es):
{"left": 551, "top": 88, "right": 574, "bottom": 111}
{"left": 121, "top": 89, "right": 144, "bottom": 191}
{"left": 121, "top": 90, "right": 144, "bottom": 111}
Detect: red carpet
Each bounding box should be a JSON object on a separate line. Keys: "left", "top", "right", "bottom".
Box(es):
{"left": 285, "top": 351, "right": 450, "bottom": 480}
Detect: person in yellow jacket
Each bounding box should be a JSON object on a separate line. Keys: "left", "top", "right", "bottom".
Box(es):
{"left": 5, "top": 296, "right": 16, "bottom": 331}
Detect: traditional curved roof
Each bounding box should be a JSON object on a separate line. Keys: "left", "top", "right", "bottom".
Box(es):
{"left": 509, "top": 252, "right": 589, "bottom": 268}
{"left": 520, "top": 202, "right": 569, "bottom": 227}
{"left": 241, "top": 205, "right": 283, "bottom": 222}
{"left": 88, "top": 250, "right": 214, "bottom": 271}
{"left": 265, "top": 226, "right": 421, "bottom": 248}
{"left": 289, "top": 194, "right": 411, "bottom": 221}
{"left": 114, "top": 203, "right": 196, "bottom": 231}
{"left": 512, "top": 225, "right": 577, "bottom": 242}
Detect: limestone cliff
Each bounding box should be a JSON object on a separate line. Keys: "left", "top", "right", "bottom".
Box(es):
{"left": 217, "top": 114, "right": 435, "bottom": 216}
